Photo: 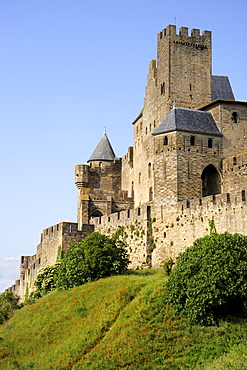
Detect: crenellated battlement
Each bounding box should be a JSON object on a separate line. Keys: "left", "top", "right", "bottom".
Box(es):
{"left": 158, "top": 24, "right": 211, "bottom": 44}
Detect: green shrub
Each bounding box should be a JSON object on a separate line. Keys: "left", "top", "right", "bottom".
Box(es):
{"left": 33, "top": 263, "right": 61, "bottom": 298}
{"left": 56, "top": 232, "right": 130, "bottom": 290}
{"left": 165, "top": 232, "right": 247, "bottom": 326}
{"left": 0, "top": 292, "right": 21, "bottom": 324}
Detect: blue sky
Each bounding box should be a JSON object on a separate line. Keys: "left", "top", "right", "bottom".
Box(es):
{"left": 0, "top": 0, "right": 246, "bottom": 291}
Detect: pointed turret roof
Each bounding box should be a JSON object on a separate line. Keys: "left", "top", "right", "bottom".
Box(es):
{"left": 87, "top": 132, "right": 117, "bottom": 162}
{"left": 152, "top": 106, "right": 222, "bottom": 136}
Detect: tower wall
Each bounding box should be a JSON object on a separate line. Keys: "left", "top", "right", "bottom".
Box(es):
{"left": 203, "top": 102, "right": 247, "bottom": 157}
{"left": 157, "top": 25, "right": 212, "bottom": 119}
{"left": 133, "top": 25, "right": 213, "bottom": 207}
{"left": 152, "top": 131, "right": 223, "bottom": 203}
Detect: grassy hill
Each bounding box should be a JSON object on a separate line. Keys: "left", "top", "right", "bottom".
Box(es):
{"left": 0, "top": 270, "right": 247, "bottom": 369}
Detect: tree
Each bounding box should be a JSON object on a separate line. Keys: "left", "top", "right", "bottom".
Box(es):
{"left": 0, "top": 292, "right": 21, "bottom": 324}
{"left": 56, "top": 232, "right": 130, "bottom": 290}
{"left": 165, "top": 232, "right": 247, "bottom": 326}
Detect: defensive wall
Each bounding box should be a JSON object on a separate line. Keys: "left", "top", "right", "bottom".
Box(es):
{"left": 90, "top": 188, "right": 247, "bottom": 268}
{"left": 5, "top": 222, "right": 93, "bottom": 299}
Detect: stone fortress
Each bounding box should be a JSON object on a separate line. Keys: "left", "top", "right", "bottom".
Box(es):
{"left": 7, "top": 24, "right": 247, "bottom": 300}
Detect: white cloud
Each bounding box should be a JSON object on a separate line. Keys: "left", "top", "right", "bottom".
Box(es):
{"left": 0, "top": 258, "right": 20, "bottom": 293}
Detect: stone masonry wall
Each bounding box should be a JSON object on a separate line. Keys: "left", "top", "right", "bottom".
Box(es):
{"left": 90, "top": 189, "right": 247, "bottom": 269}
{"left": 6, "top": 222, "right": 93, "bottom": 301}
{"left": 204, "top": 102, "right": 247, "bottom": 158}
{"left": 153, "top": 131, "right": 223, "bottom": 203}
{"left": 222, "top": 152, "right": 247, "bottom": 193}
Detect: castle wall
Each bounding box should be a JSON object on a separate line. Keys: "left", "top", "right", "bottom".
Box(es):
{"left": 6, "top": 222, "right": 93, "bottom": 301}
{"left": 204, "top": 101, "right": 247, "bottom": 157}
{"left": 222, "top": 152, "right": 247, "bottom": 193}
{"left": 121, "top": 146, "right": 134, "bottom": 197}
{"left": 153, "top": 131, "right": 223, "bottom": 203}
{"left": 90, "top": 189, "right": 247, "bottom": 269}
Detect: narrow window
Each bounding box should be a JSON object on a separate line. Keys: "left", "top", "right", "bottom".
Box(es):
{"left": 127, "top": 209, "right": 130, "bottom": 218}
{"left": 242, "top": 190, "right": 246, "bottom": 201}
{"left": 208, "top": 138, "right": 213, "bottom": 148}
{"left": 148, "top": 162, "right": 151, "bottom": 178}
{"left": 231, "top": 112, "right": 238, "bottom": 123}
{"left": 189, "top": 83, "right": 192, "bottom": 91}
{"left": 190, "top": 136, "right": 195, "bottom": 146}
{"left": 164, "top": 136, "right": 168, "bottom": 145}
{"left": 161, "top": 82, "right": 165, "bottom": 95}
{"left": 137, "top": 208, "right": 141, "bottom": 216}
{"left": 233, "top": 157, "right": 237, "bottom": 165}
{"left": 136, "top": 125, "right": 138, "bottom": 134}
{"left": 138, "top": 172, "right": 141, "bottom": 183}
{"left": 99, "top": 162, "right": 102, "bottom": 168}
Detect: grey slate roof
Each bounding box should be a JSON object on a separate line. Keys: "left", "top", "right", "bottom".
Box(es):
{"left": 212, "top": 75, "right": 235, "bottom": 101}
{"left": 152, "top": 106, "right": 222, "bottom": 136}
{"left": 88, "top": 132, "right": 117, "bottom": 162}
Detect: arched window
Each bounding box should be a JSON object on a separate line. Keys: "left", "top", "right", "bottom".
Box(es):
{"left": 190, "top": 136, "right": 195, "bottom": 146}
{"left": 90, "top": 210, "right": 103, "bottom": 218}
{"left": 208, "top": 138, "right": 213, "bottom": 148}
{"left": 201, "top": 164, "right": 221, "bottom": 197}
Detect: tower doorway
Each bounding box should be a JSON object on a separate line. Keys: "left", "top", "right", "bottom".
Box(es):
{"left": 201, "top": 165, "right": 221, "bottom": 197}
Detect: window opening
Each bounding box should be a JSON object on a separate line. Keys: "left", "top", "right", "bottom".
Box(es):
{"left": 161, "top": 82, "right": 165, "bottom": 95}
{"left": 231, "top": 112, "right": 238, "bottom": 123}
{"left": 164, "top": 136, "right": 168, "bottom": 145}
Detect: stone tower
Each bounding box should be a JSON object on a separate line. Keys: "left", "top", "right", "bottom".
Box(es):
{"left": 75, "top": 132, "right": 133, "bottom": 229}
{"left": 132, "top": 25, "right": 213, "bottom": 207}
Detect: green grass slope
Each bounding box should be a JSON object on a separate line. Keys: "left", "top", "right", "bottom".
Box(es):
{"left": 1, "top": 271, "right": 247, "bottom": 370}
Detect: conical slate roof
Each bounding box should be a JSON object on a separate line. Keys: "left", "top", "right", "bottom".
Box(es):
{"left": 87, "top": 132, "right": 117, "bottom": 162}
{"left": 152, "top": 106, "right": 222, "bottom": 136}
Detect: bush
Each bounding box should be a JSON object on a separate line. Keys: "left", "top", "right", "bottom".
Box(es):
{"left": 33, "top": 263, "right": 61, "bottom": 298}
{"left": 56, "top": 232, "right": 130, "bottom": 290}
{"left": 165, "top": 232, "right": 247, "bottom": 325}
{"left": 0, "top": 292, "right": 21, "bottom": 324}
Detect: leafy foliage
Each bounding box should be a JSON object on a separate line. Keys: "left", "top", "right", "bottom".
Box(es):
{"left": 33, "top": 263, "right": 61, "bottom": 298}
{"left": 55, "top": 232, "right": 130, "bottom": 290}
{"left": 0, "top": 292, "right": 21, "bottom": 324}
{"left": 165, "top": 232, "right": 247, "bottom": 325}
